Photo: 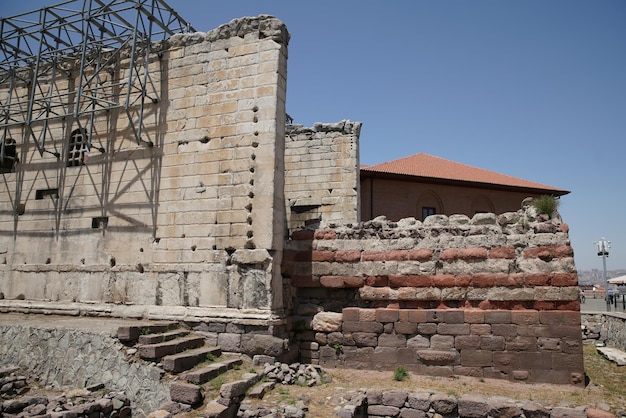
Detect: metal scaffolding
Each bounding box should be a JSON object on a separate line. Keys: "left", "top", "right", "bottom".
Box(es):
{"left": 0, "top": 0, "right": 195, "bottom": 165}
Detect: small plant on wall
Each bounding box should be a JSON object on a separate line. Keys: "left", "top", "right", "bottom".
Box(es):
{"left": 532, "top": 195, "right": 560, "bottom": 217}
{"left": 393, "top": 366, "right": 409, "bottom": 381}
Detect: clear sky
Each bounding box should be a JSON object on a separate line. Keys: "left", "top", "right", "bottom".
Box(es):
{"left": 2, "top": 1, "right": 625, "bottom": 272}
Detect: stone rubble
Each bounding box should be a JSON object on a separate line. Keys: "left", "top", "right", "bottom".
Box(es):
{"left": 3, "top": 363, "right": 624, "bottom": 418}
{"left": 1, "top": 366, "right": 132, "bottom": 418}
{"left": 262, "top": 362, "right": 331, "bottom": 387}
{"left": 333, "top": 388, "right": 623, "bottom": 418}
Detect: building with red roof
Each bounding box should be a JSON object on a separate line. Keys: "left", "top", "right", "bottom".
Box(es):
{"left": 360, "top": 153, "right": 569, "bottom": 221}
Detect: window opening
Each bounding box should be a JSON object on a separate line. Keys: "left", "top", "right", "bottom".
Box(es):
{"left": 92, "top": 217, "right": 109, "bottom": 229}
{"left": 422, "top": 206, "right": 436, "bottom": 221}
{"left": 67, "top": 128, "right": 89, "bottom": 167}
{"left": 0, "top": 138, "right": 17, "bottom": 173}
{"left": 35, "top": 188, "right": 59, "bottom": 200}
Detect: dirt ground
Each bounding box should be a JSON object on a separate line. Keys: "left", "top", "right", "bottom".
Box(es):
{"left": 239, "top": 344, "right": 625, "bottom": 417}
{"left": 14, "top": 344, "right": 626, "bottom": 417}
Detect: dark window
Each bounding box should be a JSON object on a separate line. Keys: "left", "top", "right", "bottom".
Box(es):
{"left": 0, "top": 138, "right": 17, "bottom": 173}
{"left": 67, "top": 128, "right": 88, "bottom": 167}
{"left": 36, "top": 189, "right": 59, "bottom": 200}
{"left": 422, "top": 207, "right": 436, "bottom": 220}
{"left": 92, "top": 217, "right": 109, "bottom": 229}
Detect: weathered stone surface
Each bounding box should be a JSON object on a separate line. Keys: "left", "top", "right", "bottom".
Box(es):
{"left": 382, "top": 389, "right": 408, "bottom": 408}
{"left": 231, "top": 249, "right": 272, "bottom": 265}
{"left": 204, "top": 401, "right": 229, "bottom": 418}
{"left": 170, "top": 382, "right": 203, "bottom": 405}
{"left": 368, "top": 404, "right": 401, "bottom": 416}
{"left": 430, "top": 394, "right": 457, "bottom": 415}
{"left": 585, "top": 408, "right": 617, "bottom": 418}
{"left": 407, "top": 335, "right": 430, "bottom": 349}
{"left": 400, "top": 408, "right": 428, "bottom": 418}
{"left": 240, "top": 334, "right": 286, "bottom": 357}
{"left": 550, "top": 407, "right": 587, "bottom": 418}
{"left": 407, "top": 392, "right": 431, "bottom": 411}
{"left": 220, "top": 380, "right": 249, "bottom": 399}
{"left": 366, "top": 388, "right": 383, "bottom": 405}
{"left": 311, "top": 312, "right": 343, "bottom": 332}
{"left": 458, "top": 394, "right": 488, "bottom": 418}
{"left": 417, "top": 350, "right": 458, "bottom": 365}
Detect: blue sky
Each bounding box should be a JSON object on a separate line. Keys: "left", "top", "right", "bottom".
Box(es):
{"left": 2, "top": 1, "right": 625, "bottom": 272}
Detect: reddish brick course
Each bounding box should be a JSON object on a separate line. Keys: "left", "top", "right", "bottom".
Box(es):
{"left": 365, "top": 275, "right": 389, "bottom": 287}
{"left": 551, "top": 273, "right": 578, "bottom": 287}
{"left": 432, "top": 275, "right": 456, "bottom": 287}
{"left": 389, "top": 275, "right": 431, "bottom": 287}
{"left": 361, "top": 251, "right": 386, "bottom": 261}
{"left": 458, "top": 247, "right": 488, "bottom": 260}
{"left": 407, "top": 249, "right": 433, "bottom": 261}
{"left": 313, "top": 229, "right": 336, "bottom": 240}
{"left": 489, "top": 246, "right": 516, "bottom": 259}
{"left": 311, "top": 250, "right": 334, "bottom": 262}
{"left": 523, "top": 245, "right": 574, "bottom": 259}
{"left": 334, "top": 250, "right": 361, "bottom": 262}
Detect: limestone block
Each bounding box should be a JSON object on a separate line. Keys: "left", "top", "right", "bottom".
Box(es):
{"left": 231, "top": 249, "right": 271, "bottom": 265}
{"left": 311, "top": 312, "right": 343, "bottom": 332}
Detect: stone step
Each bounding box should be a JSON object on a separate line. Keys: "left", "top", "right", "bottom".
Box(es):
{"left": 162, "top": 346, "right": 222, "bottom": 373}
{"left": 117, "top": 321, "right": 179, "bottom": 343}
{"left": 181, "top": 358, "right": 243, "bottom": 384}
{"left": 138, "top": 329, "right": 189, "bottom": 345}
{"left": 248, "top": 381, "right": 275, "bottom": 399}
{"left": 169, "top": 382, "right": 203, "bottom": 406}
{"left": 138, "top": 335, "right": 205, "bottom": 360}
{"left": 204, "top": 401, "right": 235, "bottom": 418}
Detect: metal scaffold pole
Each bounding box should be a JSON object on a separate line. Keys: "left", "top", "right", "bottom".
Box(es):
{"left": 0, "top": 0, "right": 195, "bottom": 160}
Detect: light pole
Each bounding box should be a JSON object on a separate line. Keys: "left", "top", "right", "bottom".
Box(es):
{"left": 594, "top": 237, "right": 611, "bottom": 311}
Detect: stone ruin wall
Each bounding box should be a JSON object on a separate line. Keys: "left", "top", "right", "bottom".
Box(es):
{"left": 284, "top": 121, "right": 361, "bottom": 233}
{"left": 0, "top": 16, "right": 290, "bottom": 327}
{"left": 283, "top": 210, "right": 584, "bottom": 385}
{"left": 0, "top": 12, "right": 586, "bottom": 386}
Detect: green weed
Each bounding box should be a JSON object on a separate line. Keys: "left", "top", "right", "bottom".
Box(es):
{"left": 393, "top": 366, "right": 409, "bottom": 382}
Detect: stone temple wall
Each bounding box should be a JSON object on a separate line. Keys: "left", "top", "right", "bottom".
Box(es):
{"left": 0, "top": 16, "right": 289, "bottom": 327}
{"left": 282, "top": 208, "right": 585, "bottom": 385}
{"left": 0, "top": 12, "right": 585, "bottom": 387}
{"left": 284, "top": 121, "right": 361, "bottom": 233}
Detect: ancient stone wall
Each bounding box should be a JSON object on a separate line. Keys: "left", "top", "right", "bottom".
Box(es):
{"left": 284, "top": 121, "right": 361, "bottom": 233}
{"left": 0, "top": 16, "right": 289, "bottom": 325}
{"left": 0, "top": 324, "right": 169, "bottom": 415}
{"left": 283, "top": 208, "right": 584, "bottom": 385}
{"left": 582, "top": 313, "right": 626, "bottom": 351}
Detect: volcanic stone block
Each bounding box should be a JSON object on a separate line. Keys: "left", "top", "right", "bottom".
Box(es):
{"left": 170, "top": 382, "right": 202, "bottom": 405}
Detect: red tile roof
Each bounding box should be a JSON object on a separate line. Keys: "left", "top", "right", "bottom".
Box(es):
{"left": 361, "top": 153, "right": 568, "bottom": 195}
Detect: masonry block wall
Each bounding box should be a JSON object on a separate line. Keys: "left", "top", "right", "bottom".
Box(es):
{"left": 0, "top": 17, "right": 289, "bottom": 325}
{"left": 284, "top": 121, "right": 361, "bottom": 233}
{"left": 283, "top": 209, "right": 584, "bottom": 385}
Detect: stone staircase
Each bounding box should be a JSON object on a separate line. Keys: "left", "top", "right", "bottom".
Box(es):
{"left": 116, "top": 321, "right": 252, "bottom": 416}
